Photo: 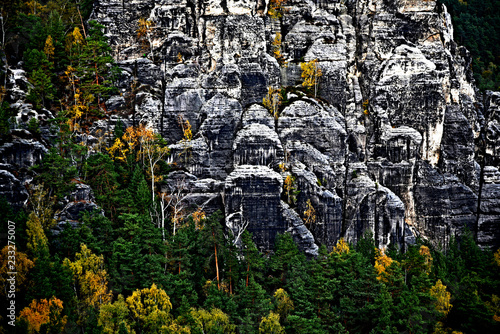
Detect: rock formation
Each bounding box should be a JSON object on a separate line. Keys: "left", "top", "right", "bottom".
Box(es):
{"left": 2, "top": 0, "right": 499, "bottom": 254}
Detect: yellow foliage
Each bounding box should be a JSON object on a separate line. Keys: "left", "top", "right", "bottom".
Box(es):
{"left": 26, "top": 212, "right": 49, "bottom": 258}
{"left": 274, "top": 288, "right": 294, "bottom": 320}
{"left": 98, "top": 295, "right": 135, "bottom": 334}
{"left": 259, "top": 311, "right": 284, "bottom": 334}
{"left": 19, "top": 297, "right": 67, "bottom": 334}
{"left": 303, "top": 199, "right": 316, "bottom": 225}
{"left": 162, "top": 322, "right": 191, "bottom": 333}
{"left": 107, "top": 138, "right": 127, "bottom": 161}
{"left": 65, "top": 65, "right": 77, "bottom": 87}
{"left": 283, "top": 175, "right": 297, "bottom": 204}
{"left": 494, "top": 248, "right": 500, "bottom": 267}
{"left": 192, "top": 208, "right": 206, "bottom": 229}
{"left": 178, "top": 116, "right": 193, "bottom": 141}
{"left": 374, "top": 248, "right": 393, "bottom": 281}
{"left": 65, "top": 88, "right": 94, "bottom": 132}
{"left": 25, "top": 0, "right": 46, "bottom": 16}
{"left": 0, "top": 246, "right": 34, "bottom": 296}
{"left": 268, "top": 0, "right": 288, "bottom": 20}
{"left": 433, "top": 321, "right": 464, "bottom": 334}
{"left": 263, "top": 86, "right": 282, "bottom": 119}
{"left": 301, "top": 59, "right": 322, "bottom": 97}
{"left": 44, "top": 35, "right": 55, "bottom": 61}
{"left": 430, "top": 279, "right": 452, "bottom": 317}
{"left": 72, "top": 27, "right": 84, "bottom": 45}
{"left": 272, "top": 33, "right": 286, "bottom": 66}
{"left": 28, "top": 184, "right": 57, "bottom": 230}
{"left": 486, "top": 294, "right": 500, "bottom": 322}
{"left": 0, "top": 85, "right": 6, "bottom": 103}
{"left": 190, "top": 308, "right": 235, "bottom": 334}
{"left": 332, "top": 238, "right": 350, "bottom": 255}
{"left": 137, "top": 18, "right": 154, "bottom": 52}
{"left": 126, "top": 283, "right": 173, "bottom": 331}
{"left": 177, "top": 52, "right": 183, "bottom": 63}
{"left": 64, "top": 244, "right": 112, "bottom": 309}
{"left": 362, "top": 99, "right": 369, "bottom": 115}
{"left": 107, "top": 124, "right": 168, "bottom": 165}
{"left": 419, "top": 245, "right": 433, "bottom": 274}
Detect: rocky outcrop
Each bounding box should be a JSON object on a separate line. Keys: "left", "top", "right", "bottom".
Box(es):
{"left": 224, "top": 165, "right": 318, "bottom": 255}
{"left": 0, "top": 131, "right": 48, "bottom": 207}
{"left": 52, "top": 182, "right": 104, "bottom": 235}
{"left": 0, "top": 0, "right": 491, "bottom": 253}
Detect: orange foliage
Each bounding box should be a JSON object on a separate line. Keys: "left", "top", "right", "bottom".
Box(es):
{"left": 419, "top": 245, "right": 433, "bottom": 274}
{"left": 0, "top": 246, "right": 34, "bottom": 296}
{"left": 19, "top": 297, "right": 67, "bottom": 333}
{"left": 375, "top": 248, "right": 393, "bottom": 281}
{"left": 192, "top": 208, "right": 206, "bottom": 230}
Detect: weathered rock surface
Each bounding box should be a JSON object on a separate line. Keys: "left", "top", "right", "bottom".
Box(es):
{"left": 84, "top": 0, "right": 500, "bottom": 251}
{"left": 3, "top": 0, "right": 499, "bottom": 253}
{"left": 52, "top": 182, "right": 104, "bottom": 236}
{"left": 0, "top": 131, "right": 48, "bottom": 207}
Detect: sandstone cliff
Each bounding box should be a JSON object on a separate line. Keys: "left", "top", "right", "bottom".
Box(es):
{"left": 2, "top": 0, "right": 499, "bottom": 254}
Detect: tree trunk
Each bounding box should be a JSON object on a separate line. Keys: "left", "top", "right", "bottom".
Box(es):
{"left": 213, "top": 227, "right": 220, "bottom": 290}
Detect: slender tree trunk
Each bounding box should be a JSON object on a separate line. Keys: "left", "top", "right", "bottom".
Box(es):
{"left": 229, "top": 265, "right": 232, "bottom": 294}
{"left": 213, "top": 227, "right": 220, "bottom": 290}
{"left": 178, "top": 242, "right": 181, "bottom": 274}
{"left": 246, "top": 263, "right": 250, "bottom": 287}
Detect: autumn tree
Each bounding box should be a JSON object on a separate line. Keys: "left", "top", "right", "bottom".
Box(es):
{"left": 332, "top": 238, "right": 349, "bottom": 256}
{"left": 136, "top": 125, "right": 170, "bottom": 223}
{"left": 259, "top": 311, "right": 284, "bottom": 334}
{"left": 301, "top": 59, "right": 322, "bottom": 97}
{"left": 26, "top": 212, "right": 49, "bottom": 259}
{"left": 272, "top": 32, "right": 286, "bottom": 66}
{"left": 28, "top": 184, "right": 57, "bottom": 231}
{"left": 18, "top": 297, "right": 67, "bottom": 333}
{"left": 177, "top": 115, "right": 193, "bottom": 163}
{"left": 419, "top": 245, "right": 433, "bottom": 275}
{"left": 108, "top": 125, "right": 169, "bottom": 206}
{"left": 263, "top": 86, "right": 282, "bottom": 119}
{"left": 374, "top": 248, "right": 393, "bottom": 282}
{"left": 495, "top": 248, "right": 500, "bottom": 267}
{"left": 190, "top": 308, "right": 235, "bottom": 334}
{"left": 303, "top": 199, "right": 316, "bottom": 227}
{"left": 430, "top": 279, "right": 452, "bottom": 317}
{"left": 43, "top": 35, "right": 54, "bottom": 62}
{"left": 137, "top": 17, "right": 155, "bottom": 60}
{"left": 274, "top": 288, "right": 294, "bottom": 321}
{"left": 98, "top": 295, "right": 134, "bottom": 334}
{"left": 283, "top": 175, "right": 299, "bottom": 205}
{"left": 268, "top": 0, "right": 288, "bottom": 20}
{"left": 63, "top": 243, "right": 112, "bottom": 321}
{"left": 0, "top": 246, "right": 34, "bottom": 297}
{"left": 126, "top": 283, "right": 178, "bottom": 333}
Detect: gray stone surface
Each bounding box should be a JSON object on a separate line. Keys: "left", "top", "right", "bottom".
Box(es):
{"left": 85, "top": 0, "right": 500, "bottom": 251}
{"left": 2, "top": 0, "right": 499, "bottom": 254}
